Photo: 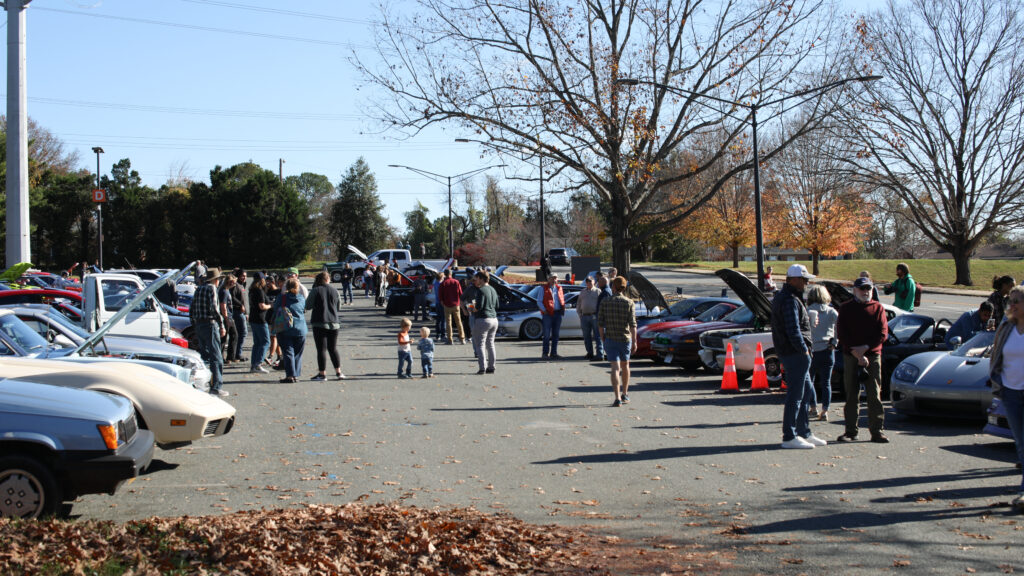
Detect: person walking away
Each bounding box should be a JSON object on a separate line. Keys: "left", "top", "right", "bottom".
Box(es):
{"left": 397, "top": 318, "right": 413, "bottom": 378}
{"left": 412, "top": 274, "right": 431, "bottom": 322}
{"left": 989, "top": 286, "right": 1024, "bottom": 512}
{"left": 306, "top": 271, "right": 345, "bottom": 381}
{"left": 836, "top": 276, "right": 890, "bottom": 443}
{"left": 539, "top": 274, "right": 566, "bottom": 359}
{"left": 470, "top": 270, "right": 499, "bottom": 374}
{"left": 433, "top": 272, "right": 447, "bottom": 342}
{"left": 771, "top": 264, "right": 827, "bottom": 449}
{"left": 806, "top": 285, "right": 839, "bottom": 422}
{"left": 339, "top": 263, "right": 354, "bottom": 305}
{"left": 248, "top": 272, "right": 272, "bottom": 373}
{"left": 946, "top": 302, "right": 994, "bottom": 348}
{"left": 418, "top": 326, "right": 435, "bottom": 378}
{"left": 883, "top": 262, "right": 916, "bottom": 312}
{"left": 231, "top": 269, "right": 248, "bottom": 362}
{"left": 218, "top": 274, "right": 239, "bottom": 363}
{"left": 598, "top": 276, "right": 637, "bottom": 407}
{"left": 363, "top": 267, "right": 373, "bottom": 298}
{"left": 577, "top": 276, "right": 604, "bottom": 361}
{"left": 266, "top": 275, "right": 283, "bottom": 368}
{"left": 439, "top": 269, "right": 465, "bottom": 345}
{"left": 274, "top": 278, "right": 307, "bottom": 383}
{"left": 190, "top": 268, "right": 228, "bottom": 397}
{"left": 989, "top": 276, "right": 1016, "bottom": 325}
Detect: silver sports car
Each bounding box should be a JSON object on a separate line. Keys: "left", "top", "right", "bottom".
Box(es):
{"left": 890, "top": 330, "right": 995, "bottom": 420}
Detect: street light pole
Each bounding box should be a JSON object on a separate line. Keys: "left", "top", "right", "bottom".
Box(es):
{"left": 388, "top": 163, "right": 506, "bottom": 259}
{"left": 616, "top": 75, "right": 880, "bottom": 290}
{"left": 92, "top": 146, "right": 104, "bottom": 270}
{"left": 538, "top": 155, "right": 545, "bottom": 260}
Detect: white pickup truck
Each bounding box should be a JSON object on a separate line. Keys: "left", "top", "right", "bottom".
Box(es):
{"left": 80, "top": 271, "right": 180, "bottom": 341}
{"left": 324, "top": 245, "right": 451, "bottom": 287}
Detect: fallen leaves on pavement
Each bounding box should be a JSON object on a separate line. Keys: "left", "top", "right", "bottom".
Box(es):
{"left": 0, "top": 503, "right": 728, "bottom": 575}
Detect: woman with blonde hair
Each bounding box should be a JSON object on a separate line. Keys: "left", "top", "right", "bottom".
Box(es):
{"left": 990, "top": 285, "right": 1024, "bottom": 512}
{"left": 806, "top": 285, "right": 839, "bottom": 421}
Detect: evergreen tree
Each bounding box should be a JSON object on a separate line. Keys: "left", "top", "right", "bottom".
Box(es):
{"left": 329, "top": 158, "right": 389, "bottom": 257}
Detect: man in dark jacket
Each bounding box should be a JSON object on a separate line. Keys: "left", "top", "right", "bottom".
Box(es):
{"left": 836, "top": 276, "right": 890, "bottom": 443}
{"left": 770, "top": 264, "right": 826, "bottom": 450}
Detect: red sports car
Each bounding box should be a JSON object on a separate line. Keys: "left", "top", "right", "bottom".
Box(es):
{"left": 635, "top": 302, "right": 739, "bottom": 359}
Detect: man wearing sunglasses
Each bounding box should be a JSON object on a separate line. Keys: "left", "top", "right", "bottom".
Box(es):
{"left": 836, "top": 276, "right": 890, "bottom": 443}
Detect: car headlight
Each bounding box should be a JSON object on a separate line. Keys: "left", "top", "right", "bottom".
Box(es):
{"left": 892, "top": 363, "right": 920, "bottom": 382}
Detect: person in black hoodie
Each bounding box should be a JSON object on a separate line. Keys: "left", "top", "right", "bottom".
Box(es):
{"left": 306, "top": 271, "right": 345, "bottom": 381}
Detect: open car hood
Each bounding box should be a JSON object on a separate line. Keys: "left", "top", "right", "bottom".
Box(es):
{"left": 73, "top": 262, "right": 196, "bottom": 356}
{"left": 346, "top": 245, "right": 370, "bottom": 261}
{"left": 715, "top": 269, "right": 771, "bottom": 325}
{"left": 627, "top": 271, "right": 669, "bottom": 313}
{"left": 820, "top": 281, "right": 853, "bottom": 306}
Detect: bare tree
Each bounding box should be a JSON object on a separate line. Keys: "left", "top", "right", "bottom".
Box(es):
{"left": 841, "top": 0, "right": 1024, "bottom": 285}
{"left": 355, "top": 0, "right": 850, "bottom": 273}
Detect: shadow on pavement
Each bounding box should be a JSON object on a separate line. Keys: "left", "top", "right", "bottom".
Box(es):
{"left": 634, "top": 421, "right": 778, "bottom": 430}
{"left": 663, "top": 393, "right": 785, "bottom": 408}
{"left": 533, "top": 443, "right": 773, "bottom": 465}
{"left": 783, "top": 467, "right": 1016, "bottom": 493}
{"left": 432, "top": 404, "right": 594, "bottom": 412}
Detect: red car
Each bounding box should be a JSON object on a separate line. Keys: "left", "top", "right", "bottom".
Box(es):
{"left": 0, "top": 288, "right": 82, "bottom": 307}
{"left": 635, "top": 302, "right": 739, "bottom": 359}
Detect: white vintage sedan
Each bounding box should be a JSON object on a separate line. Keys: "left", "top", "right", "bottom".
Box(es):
{"left": 0, "top": 357, "right": 235, "bottom": 449}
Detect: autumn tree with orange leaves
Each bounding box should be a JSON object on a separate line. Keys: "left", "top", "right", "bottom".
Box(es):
{"left": 764, "top": 128, "right": 870, "bottom": 275}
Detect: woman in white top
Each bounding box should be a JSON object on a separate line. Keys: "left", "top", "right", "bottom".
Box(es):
{"left": 990, "top": 285, "right": 1024, "bottom": 512}
{"left": 806, "top": 285, "right": 839, "bottom": 421}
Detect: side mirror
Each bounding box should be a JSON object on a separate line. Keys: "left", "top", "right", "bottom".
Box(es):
{"left": 949, "top": 336, "right": 962, "bottom": 349}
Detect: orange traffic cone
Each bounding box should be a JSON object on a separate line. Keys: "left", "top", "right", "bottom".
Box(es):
{"left": 719, "top": 343, "right": 739, "bottom": 393}
{"left": 750, "top": 342, "right": 770, "bottom": 392}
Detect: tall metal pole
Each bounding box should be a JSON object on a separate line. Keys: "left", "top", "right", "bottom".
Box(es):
{"left": 279, "top": 158, "right": 285, "bottom": 183}
{"left": 447, "top": 176, "right": 454, "bottom": 259}
{"left": 93, "top": 147, "right": 104, "bottom": 270}
{"left": 538, "top": 156, "right": 545, "bottom": 260}
{"left": 4, "top": 0, "right": 32, "bottom": 267}
{"left": 751, "top": 106, "right": 764, "bottom": 292}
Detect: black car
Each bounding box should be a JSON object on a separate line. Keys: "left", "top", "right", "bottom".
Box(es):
{"left": 547, "top": 247, "right": 579, "bottom": 266}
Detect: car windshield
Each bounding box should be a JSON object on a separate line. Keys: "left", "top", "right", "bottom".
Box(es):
{"left": 668, "top": 299, "right": 697, "bottom": 316}
{"left": 696, "top": 303, "right": 735, "bottom": 322}
{"left": 0, "top": 314, "right": 49, "bottom": 355}
{"left": 721, "top": 305, "right": 754, "bottom": 325}
{"left": 951, "top": 330, "right": 996, "bottom": 358}
{"left": 42, "top": 308, "right": 91, "bottom": 339}
{"left": 888, "top": 314, "right": 930, "bottom": 343}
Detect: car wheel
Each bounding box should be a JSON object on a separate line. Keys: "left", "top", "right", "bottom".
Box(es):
{"left": 764, "top": 349, "right": 783, "bottom": 383}
{"left": 520, "top": 318, "right": 543, "bottom": 340}
{"left": 331, "top": 271, "right": 343, "bottom": 283}
{"left": 680, "top": 361, "right": 702, "bottom": 371}
{"left": 0, "top": 456, "right": 61, "bottom": 519}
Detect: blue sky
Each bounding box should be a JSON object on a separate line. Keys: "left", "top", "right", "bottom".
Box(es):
{"left": 3, "top": 0, "right": 883, "bottom": 238}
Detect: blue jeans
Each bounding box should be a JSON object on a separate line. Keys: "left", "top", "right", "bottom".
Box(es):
{"left": 580, "top": 314, "right": 603, "bottom": 357}
{"left": 810, "top": 348, "right": 835, "bottom": 411}
{"left": 780, "top": 352, "right": 815, "bottom": 442}
{"left": 1001, "top": 388, "right": 1024, "bottom": 491}
{"left": 341, "top": 281, "right": 353, "bottom": 303}
{"left": 249, "top": 322, "right": 270, "bottom": 371}
{"left": 421, "top": 354, "right": 434, "bottom": 377}
{"left": 278, "top": 332, "right": 305, "bottom": 379}
{"left": 542, "top": 311, "right": 563, "bottom": 356}
{"left": 195, "top": 320, "right": 224, "bottom": 392}
{"left": 434, "top": 304, "right": 447, "bottom": 340}
{"left": 232, "top": 312, "right": 247, "bottom": 359}
{"left": 398, "top": 350, "right": 412, "bottom": 376}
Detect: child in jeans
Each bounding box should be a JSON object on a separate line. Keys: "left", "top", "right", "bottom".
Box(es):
{"left": 418, "top": 326, "right": 435, "bottom": 378}
{"left": 397, "top": 317, "right": 413, "bottom": 378}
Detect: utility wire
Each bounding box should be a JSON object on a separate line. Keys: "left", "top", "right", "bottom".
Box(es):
{"left": 177, "top": 0, "right": 377, "bottom": 26}
{"left": 13, "top": 95, "right": 360, "bottom": 121}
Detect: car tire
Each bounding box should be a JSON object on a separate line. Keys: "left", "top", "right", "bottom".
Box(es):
{"left": 331, "top": 271, "right": 343, "bottom": 283}
{"left": 0, "top": 456, "right": 62, "bottom": 519}
{"left": 763, "top": 349, "right": 784, "bottom": 383}
{"left": 680, "top": 361, "right": 702, "bottom": 371}
{"left": 520, "top": 318, "right": 544, "bottom": 340}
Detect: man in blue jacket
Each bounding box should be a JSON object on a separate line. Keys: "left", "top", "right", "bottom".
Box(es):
{"left": 945, "top": 301, "right": 994, "bottom": 348}
{"left": 770, "top": 264, "right": 827, "bottom": 449}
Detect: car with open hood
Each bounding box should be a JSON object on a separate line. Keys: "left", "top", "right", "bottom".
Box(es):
{"left": 637, "top": 296, "right": 741, "bottom": 327}
{"left": 635, "top": 301, "right": 739, "bottom": 360}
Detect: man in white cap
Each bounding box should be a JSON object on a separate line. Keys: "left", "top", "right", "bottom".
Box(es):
{"left": 770, "top": 264, "right": 826, "bottom": 449}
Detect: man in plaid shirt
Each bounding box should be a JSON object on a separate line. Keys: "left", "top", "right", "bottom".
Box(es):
{"left": 598, "top": 276, "right": 637, "bottom": 407}
{"left": 190, "top": 268, "right": 228, "bottom": 397}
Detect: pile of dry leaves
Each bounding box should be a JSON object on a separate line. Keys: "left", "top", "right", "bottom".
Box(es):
{"left": 0, "top": 503, "right": 726, "bottom": 575}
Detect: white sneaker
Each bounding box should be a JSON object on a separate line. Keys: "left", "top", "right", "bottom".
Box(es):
{"left": 804, "top": 434, "right": 828, "bottom": 447}
{"left": 781, "top": 437, "right": 815, "bottom": 449}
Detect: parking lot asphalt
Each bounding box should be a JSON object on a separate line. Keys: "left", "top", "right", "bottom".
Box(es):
{"left": 72, "top": 280, "right": 1023, "bottom": 575}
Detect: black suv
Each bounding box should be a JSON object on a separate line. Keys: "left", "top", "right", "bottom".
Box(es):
{"left": 548, "top": 247, "right": 579, "bottom": 266}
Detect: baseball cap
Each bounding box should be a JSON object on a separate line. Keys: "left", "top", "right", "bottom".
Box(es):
{"left": 288, "top": 267, "right": 299, "bottom": 276}
{"left": 786, "top": 264, "right": 814, "bottom": 279}
{"left": 253, "top": 271, "right": 266, "bottom": 281}
{"left": 853, "top": 276, "right": 873, "bottom": 289}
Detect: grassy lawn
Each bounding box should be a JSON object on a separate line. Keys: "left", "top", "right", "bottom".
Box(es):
{"left": 637, "top": 259, "right": 1024, "bottom": 291}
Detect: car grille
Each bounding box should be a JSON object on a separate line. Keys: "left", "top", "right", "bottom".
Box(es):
{"left": 204, "top": 419, "right": 223, "bottom": 436}
{"left": 120, "top": 413, "right": 139, "bottom": 444}
{"left": 915, "top": 398, "right": 983, "bottom": 417}
{"left": 700, "top": 332, "right": 725, "bottom": 351}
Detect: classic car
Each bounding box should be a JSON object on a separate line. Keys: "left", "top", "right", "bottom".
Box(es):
{"left": 656, "top": 305, "right": 761, "bottom": 371}
{"left": 0, "top": 379, "right": 154, "bottom": 518}
{"left": 637, "top": 296, "right": 741, "bottom": 327}
{"left": 635, "top": 302, "right": 739, "bottom": 360}
{"left": 890, "top": 330, "right": 995, "bottom": 419}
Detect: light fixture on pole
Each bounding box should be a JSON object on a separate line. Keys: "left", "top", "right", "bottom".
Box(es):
{"left": 616, "top": 74, "right": 881, "bottom": 290}
{"left": 92, "top": 146, "right": 104, "bottom": 270}
{"left": 388, "top": 163, "right": 506, "bottom": 259}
